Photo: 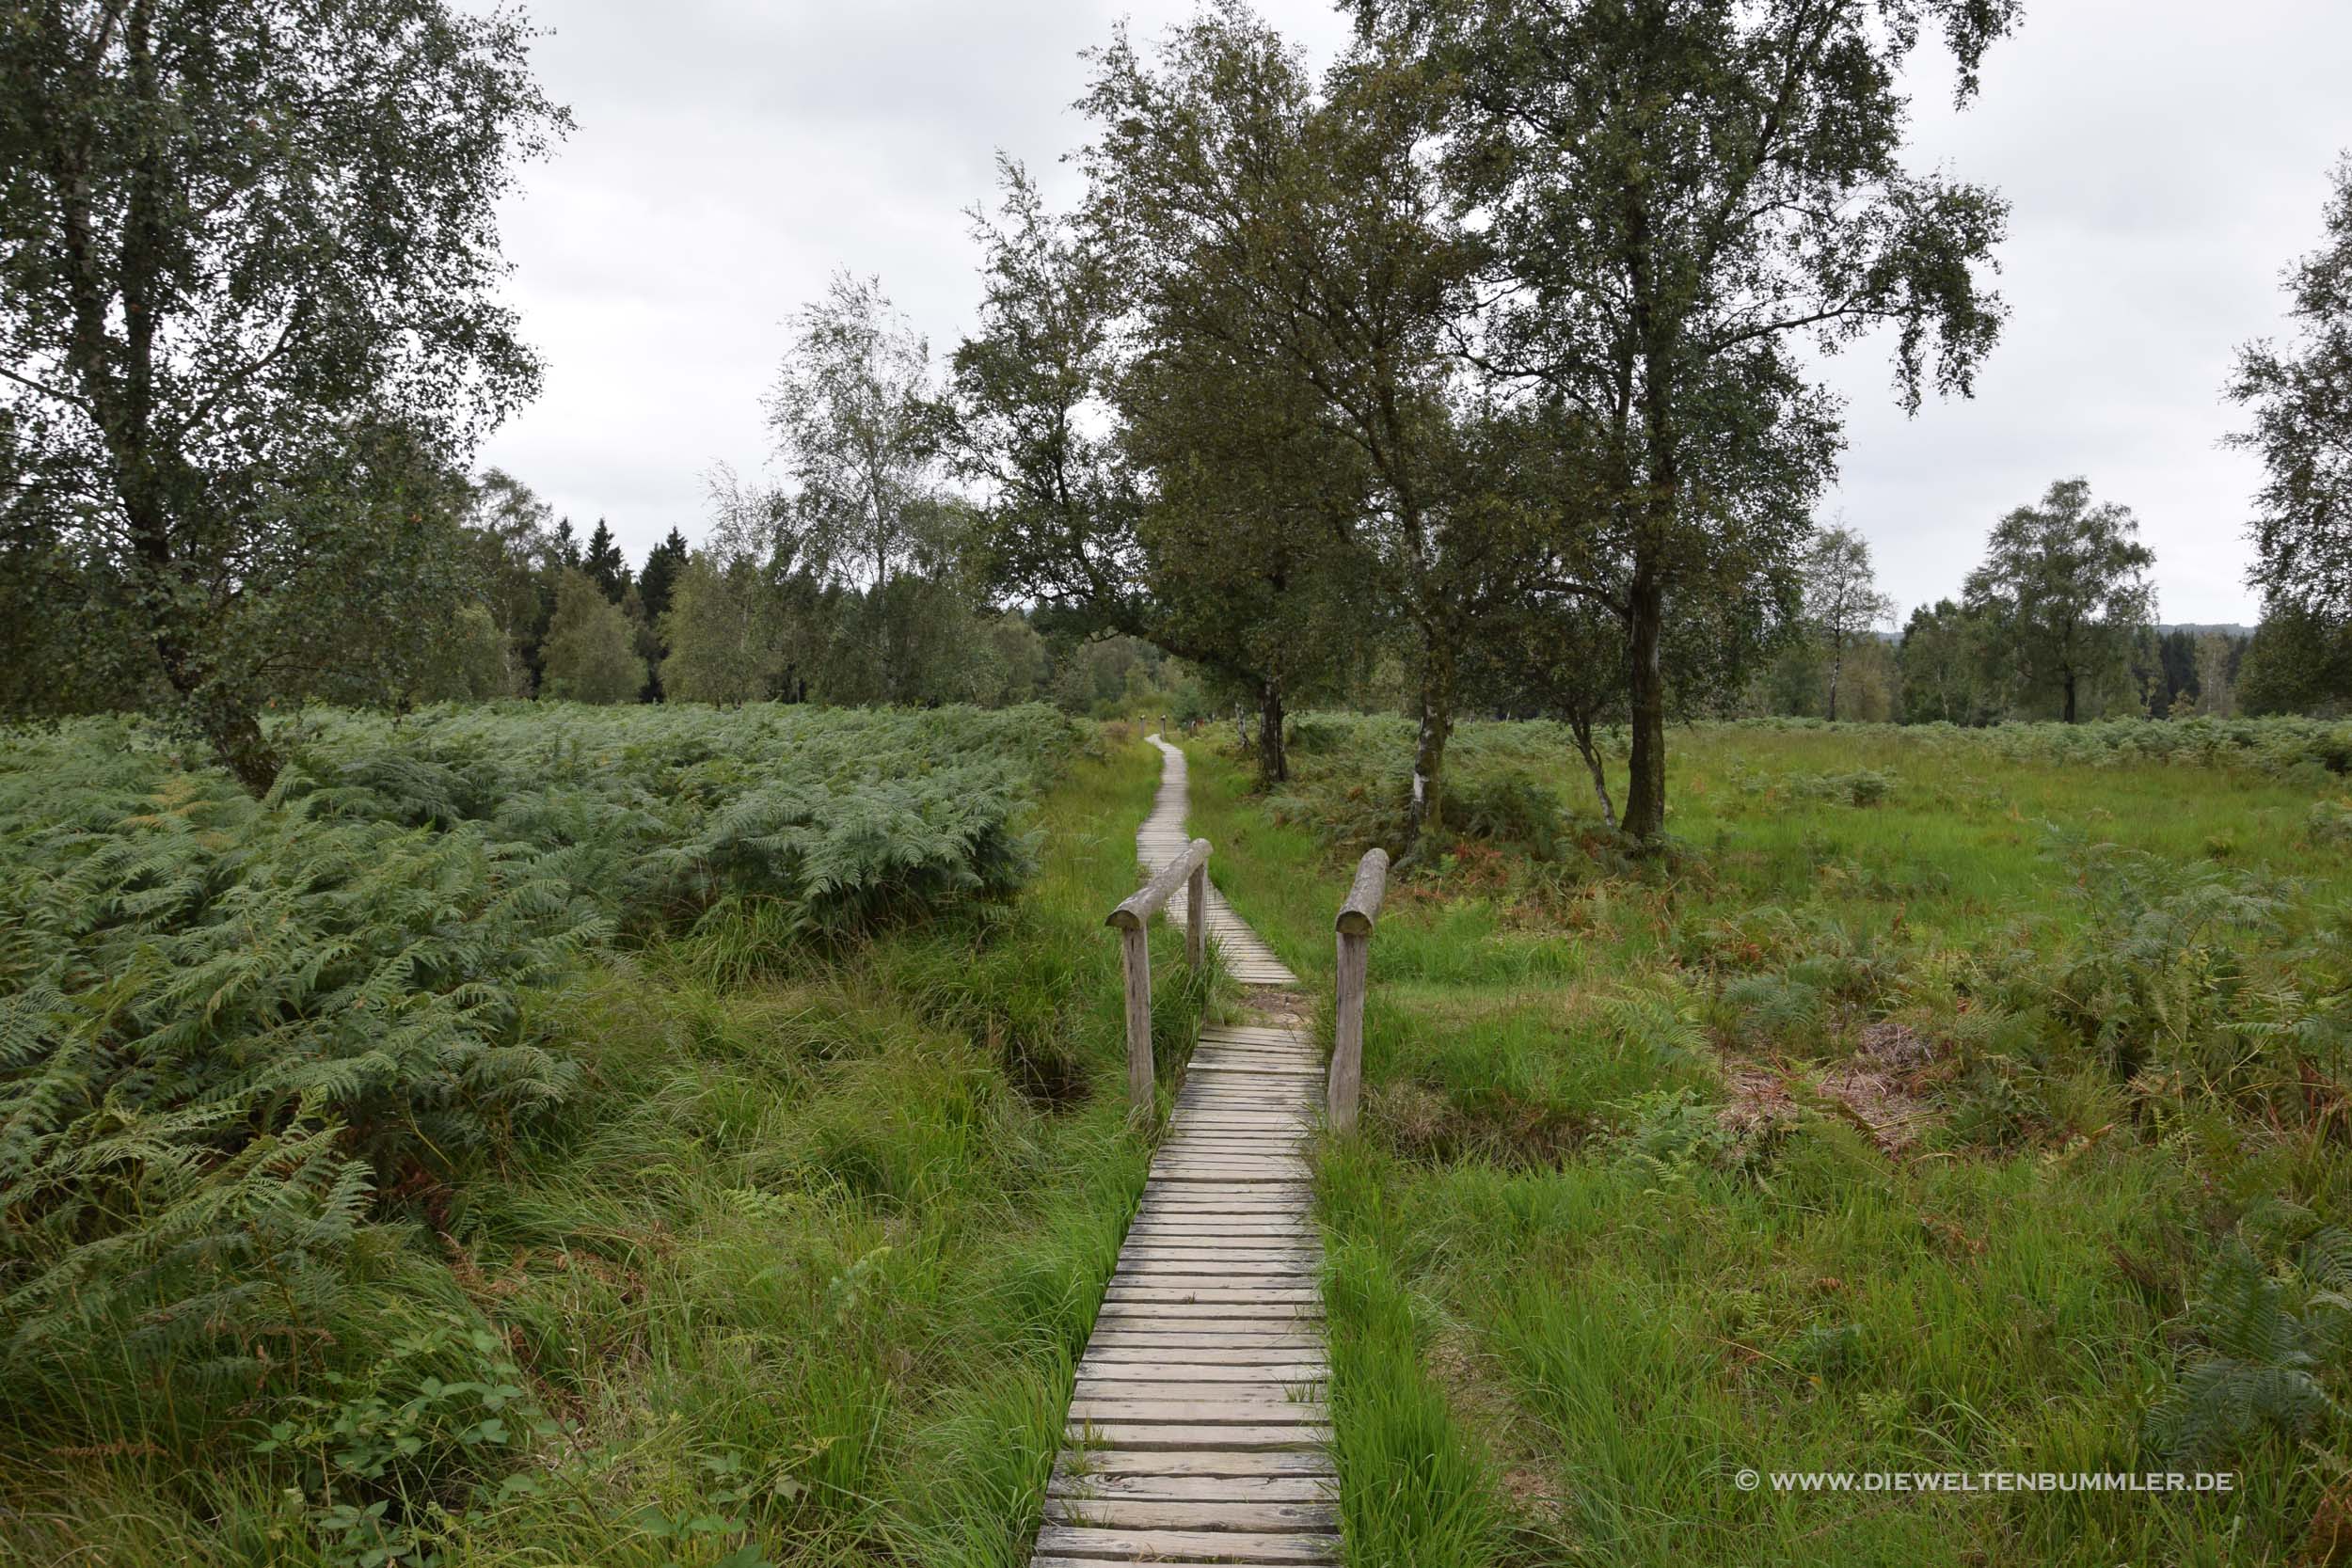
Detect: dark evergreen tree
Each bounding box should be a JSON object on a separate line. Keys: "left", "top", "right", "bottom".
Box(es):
{"left": 583, "top": 517, "right": 629, "bottom": 601}
{"left": 639, "top": 528, "right": 690, "bottom": 626}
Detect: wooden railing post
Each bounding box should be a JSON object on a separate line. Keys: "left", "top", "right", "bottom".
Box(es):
{"left": 1328, "top": 847, "right": 1390, "bottom": 1135}
{"left": 1106, "top": 837, "right": 1214, "bottom": 1118}
{"left": 1121, "top": 923, "right": 1153, "bottom": 1114}
{"left": 1185, "top": 859, "right": 1206, "bottom": 970}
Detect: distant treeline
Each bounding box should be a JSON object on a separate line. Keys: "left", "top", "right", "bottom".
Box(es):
{"left": 1736, "top": 614, "right": 2262, "bottom": 726}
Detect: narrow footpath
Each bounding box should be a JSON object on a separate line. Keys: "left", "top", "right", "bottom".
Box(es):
{"left": 1028, "top": 736, "right": 1338, "bottom": 1567}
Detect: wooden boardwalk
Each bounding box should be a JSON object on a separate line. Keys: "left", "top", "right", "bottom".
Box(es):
{"left": 1032, "top": 736, "right": 1337, "bottom": 1567}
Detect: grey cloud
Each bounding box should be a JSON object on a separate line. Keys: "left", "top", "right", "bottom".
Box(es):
{"left": 475, "top": 0, "right": 2347, "bottom": 626}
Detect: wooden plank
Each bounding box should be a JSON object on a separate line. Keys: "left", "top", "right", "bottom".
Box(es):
{"left": 1049, "top": 1469, "right": 1334, "bottom": 1502}
{"left": 1104, "top": 1293, "right": 1322, "bottom": 1311}
{"left": 1073, "top": 1386, "right": 1325, "bottom": 1412}
{"left": 1114, "top": 1259, "right": 1320, "bottom": 1274}
{"left": 1115, "top": 1257, "right": 1321, "bottom": 1275}
{"left": 1082, "top": 1335, "right": 1327, "bottom": 1354}
{"left": 1136, "top": 1192, "right": 1312, "bottom": 1205}
{"left": 1162, "top": 1147, "right": 1327, "bottom": 1161}
{"left": 1042, "top": 1497, "right": 1339, "bottom": 1531}
{"left": 1064, "top": 1423, "right": 1332, "bottom": 1451}
{"left": 1094, "top": 1303, "right": 1322, "bottom": 1322}
{"left": 1031, "top": 1525, "right": 1338, "bottom": 1562}
{"left": 1077, "top": 1365, "right": 1327, "bottom": 1384}
{"left": 1069, "top": 1397, "right": 1326, "bottom": 1423}
{"left": 1122, "top": 1226, "right": 1316, "bottom": 1242}
{"left": 1056, "top": 1449, "right": 1334, "bottom": 1479}
{"left": 1083, "top": 1344, "right": 1326, "bottom": 1364}
{"left": 1185, "top": 1063, "right": 1323, "bottom": 1079}
{"left": 1088, "top": 1330, "right": 1325, "bottom": 1347}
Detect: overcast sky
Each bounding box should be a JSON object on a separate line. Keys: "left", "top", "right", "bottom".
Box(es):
{"left": 471, "top": 0, "right": 2352, "bottom": 627}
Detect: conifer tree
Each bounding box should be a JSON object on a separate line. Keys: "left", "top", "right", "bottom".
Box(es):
{"left": 583, "top": 518, "right": 630, "bottom": 601}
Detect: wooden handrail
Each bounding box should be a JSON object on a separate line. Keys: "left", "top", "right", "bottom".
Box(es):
{"left": 1107, "top": 838, "right": 1211, "bottom": 930}
{"left": 1327, "top": 847, "right": 1389, "bottom": 1134}
{"left": 1336, "top": 847, "right": 1390, "bottom": 936}
{"left": 1107, "top": 838, "right": 1213, "bottom": 1116}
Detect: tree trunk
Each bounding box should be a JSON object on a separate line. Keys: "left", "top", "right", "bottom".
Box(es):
{"left": 1256, "top": 683, "right": 1287, "bottom": 784}
{"left": 1569, "top": 708, "right": 1618, "bottom": 832}
{"left": 1622, "top": 570, "right": 1667, "bottom": 840}
{"left": 1826, "top": 635, "right": 1842, "bottom": 721}
{"left": 145, "top": 601, "right": 278, "bottom": 792}
{"left": 2063, "top": 668, "right": 2077, "bottom": 723}
{"left": 1400, "top": 639, "right": 1454, "bottom": 863}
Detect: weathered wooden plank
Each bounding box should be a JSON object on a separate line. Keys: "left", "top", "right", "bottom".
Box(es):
{"left": 1055, "top": 1449, "right": 1335, "bottom": 1479}
{"left": 1094, "top": 1303, "right": 1323, "bottom": 1323}
{"left": 1156, "top": 1145, "right": 1310, "bottom": 1159}
{"left": 1105, "top": 1289, "right": 1321, "bottom": 1306}
{"left": 1122, "top": 1226, "right": 1316, "bottom": 1242}
{"left": 1073, "top": 1388, "right": 1325, "bottom": 1413}
{"left": 1050, "top": 1480, "right": 1333, "bottom": 1511}
{"left": 1042, "top": 1497, "right": 1339, "bottom": 1531}
{"left": 1069, "top": 1396, "right": 1326, "bottom": 1422}
{"left": 1126, "top": 1216, "right": 1315, "bottom": 1231}
{"left": 1076, "top": 1364, "right": 1327, "bottom": 1385}
{"left": 1083, "top": 1343, "right": 1326, "bottom": 1364}
{"left": 1114, "top": 1257, "right": 1320, "bottom": 1272}
{"left": 1064, "top": 1423, "right": 1332, "bottom": 1451}
{"left": 1115, "top": 1257, "right": 1321, "bottom": 1275}
{"left": 1030, "top": 1524, "right": 1338, "bottom": 1562}
{"left": 1084, "top": 1329, "right": 1324, "bottom": 1351}
{"left": 1195, "top": 1031, "right": 1317, "bottom": 1042}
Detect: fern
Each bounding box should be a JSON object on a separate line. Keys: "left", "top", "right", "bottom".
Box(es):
{"left": 0, "top": 703, "right": 1080, "bottom": 1402}
{"left": 2146, "top": 1235, "right": 2350, "bottom": 1465}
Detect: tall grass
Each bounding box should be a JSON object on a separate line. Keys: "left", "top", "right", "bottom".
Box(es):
{"left": 1, "top": 714, "right": 1206, "bottom": 1568}
{"left": 1184, "top": 716, "right": 2352, "bottom": 1566}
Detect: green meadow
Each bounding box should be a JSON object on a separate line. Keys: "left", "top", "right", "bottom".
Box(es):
{"left": 1183, "top": 716, "right": 2352, "bottom": 1567}
{"left": 15, "top": 707, "right": 2352, "bottom": 1566}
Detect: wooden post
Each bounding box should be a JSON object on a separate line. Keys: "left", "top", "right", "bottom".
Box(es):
{"left": 1185, "top": 860, "right": 1206, "bottom": 970}
{"left": 1327, "top": 848, "right": 1390, "bottom": 1135}
{"left": 1105, "top": 837, "right": 1213, "bottom": 1121}
{"left": 1121, "top": 924, "right": 1152, "bottom": 1116}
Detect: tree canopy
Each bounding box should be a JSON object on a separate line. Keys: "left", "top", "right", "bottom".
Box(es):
{"left": 2231, "top": 152, "right": 2352, "bottom": 698}
{"left": 0, "top": 0, "right": 568, "bottom": 789}
{"left": 1351, "top": 0, "right": 2017, "bottom": 836}
{"left": 1963, "top": 478, "right": 2156, "bottom": 723}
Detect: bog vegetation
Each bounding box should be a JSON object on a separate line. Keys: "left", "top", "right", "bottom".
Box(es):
{"left": 1181, "top": 713, "right": 2352, "bottom": 1565}
{"left": 9, "top": 1, "right": 2352, "bottom": 1565}
{"left": 0, "top": 705, "right": 1226, "bottom": 1568}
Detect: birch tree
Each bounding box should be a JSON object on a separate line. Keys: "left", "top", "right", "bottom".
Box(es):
{"left": 0, "top": 0, "right": 565, "bottom": 788}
